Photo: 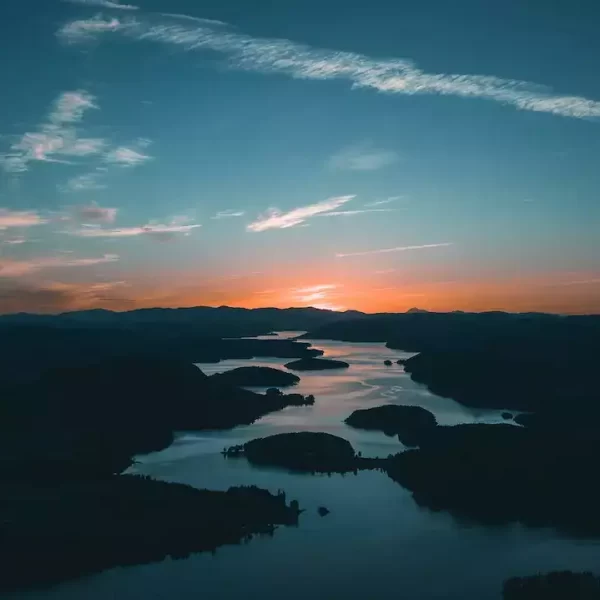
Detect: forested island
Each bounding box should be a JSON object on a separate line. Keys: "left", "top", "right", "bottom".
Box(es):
{"left": 223, "top": 432, "right": 387, "bottom": 474}
{"left": 284, "top": 357, "right": 350, "bottom": 371}
{"left": 345, "top": 404, "right": 437, "bottom": 446}
{"left": 210, "top": 366, "right": 300, "bottom": 387}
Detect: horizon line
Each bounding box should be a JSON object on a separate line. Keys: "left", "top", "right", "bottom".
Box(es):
{"left": 0, "top": 304, "right": 595, "bottom": 318}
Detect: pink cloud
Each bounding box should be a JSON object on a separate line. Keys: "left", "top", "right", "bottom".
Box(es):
{"left": 0, "top": 254, "right": 119, "bottom": 278}
{"left": 0, "top": 91, "right": 105, "bottom": 173}
{"left": 0, "top": 210, "right": 47, "bottom": 230}
{"left": 104, "top": 144, "right": 152, "bottom": 168}
{"left": 248, "top": 196, "right": 354, "bottom": 231}
{"left": 50, "top": 91, "right": 98, "bottom": 125}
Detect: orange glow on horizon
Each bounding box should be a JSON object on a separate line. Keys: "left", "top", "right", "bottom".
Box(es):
{"left": 2, "top": 266, "right": 599, "bottom": 315}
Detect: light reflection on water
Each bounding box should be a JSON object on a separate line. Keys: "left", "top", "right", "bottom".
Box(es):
{"left": 16, "top": 333, "right": 600, "bottom": 600}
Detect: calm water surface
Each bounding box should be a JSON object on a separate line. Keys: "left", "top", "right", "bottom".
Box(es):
{"left": 17, "top": 334, "right": 600, "bottom": 600}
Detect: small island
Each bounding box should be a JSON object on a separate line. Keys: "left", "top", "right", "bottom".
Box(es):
{"left": 345, "top": 404, "right": 438, "bottom": 446}
{"left": 503, "top": 571, "right": 600, "bottom": 599}
{"left": 264, "top": 388, "right": 315, "bottom": 407}
{"left": 223, "top": 432, "right": 386, "bottom": 474}
{"left": 284, "top": 358, "right": 350, "bottom": 371}
{"left": 210, "top": 366, "right": 300, "bottom": 387}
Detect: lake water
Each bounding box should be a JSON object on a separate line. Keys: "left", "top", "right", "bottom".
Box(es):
{"left": 17, "top": 333, "right": 600, "bottom": 600}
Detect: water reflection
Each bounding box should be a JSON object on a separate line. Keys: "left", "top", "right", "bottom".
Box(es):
{"left": 196, "top": 333, "right": 510, "bottom": 437}
{"left": 14, "top": 334, "right": 600, "bottom": 600}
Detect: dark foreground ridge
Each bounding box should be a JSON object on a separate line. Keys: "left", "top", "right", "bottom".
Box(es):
{"left": 345, "top": 405, "right": 437, "bottom": 446}
{"left": 0, "top": 322, "right": 325, "bottom": 383}
{"left": 302, "top": 310, "right": 600, "bottom": 353}
{"left": 503, "top": 571, "right": 600, "bottom": 599}
{"left": 284, "top": 357, "right": 350, "bottom": 371}
{"left": 384, "top": 422, "right": 600, "bottom": 536}
{"left": 0, "top": 355, "right": 314, "bottom": 592}
{"left": 210, "top": 366, "right": 300, "bottom": 387}
{"left": 303, "top": 310, "right": 599, "bottom": 415}
{"left": 1, "top": 476, "right": 300, "bottom": 593}
{"left": 1, "top": 357, "right": 318, "bottom": 480}
{"left": 223, "top": 432, "right": 387, "bottom": 474}
{"left": 402, "top": 349, "right": 597, "bottom": 413}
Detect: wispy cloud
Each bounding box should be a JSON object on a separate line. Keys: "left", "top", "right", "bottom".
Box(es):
{"left": 0, "top": 209, "right": 47, "bottom": 230}
{"left": 328, "top": 144, "right": 399, "bottom": 171}
{"left": 0, "top": 91, "right": 104, "bottom": 173}
{"left": 0, "top": 253, "right": 119, "bottom": 278}
{"left": 365, "top": 196, "right": 403, "bottom": 207}
{"left": 67, "top": 218, "right": 200, "bottom": 240}
{"left": 336, "top": 242, "right": 454, "bottom": 258}
{"left": 247, "top": 195, "right": 354, "bottom": 232}
{"left": 71, "top": 203, "right": 118, "bottom": 224}
{"left": 59, "top": 15, "right": 600, "bottom": 120}
{"left": 211, "top": 209, "right": 246, "bottom": 219}
{"left": 294, "top": 284, "right": 338, "bottom": 294}
{"left": 554, "top": 278, "right": 600, "bottom": 286}
{"left": 104, "top": 141, "right": 152, "bottom": 167}
{"left": 62, "top": 172, "right": 107, "bottom": 192}
{"left": 159, "top": 13, "right": 228, "bottom": 26}
{"left": 317, "top": 208, "right": 395, "bottom": 217}
{"left": 58, "top": 15, "right": 122, "bottom": 43}
{"left": 2, "top": 91, "right": 154, "bottom": 181}
{"left": 290, "top": 284, "right": 343, "bottom": 307}
{"left": 1, "top": 236, "right": 27, "bottom": 246}
{"left": 63, "top": 0, "right": 139, "bottom": 10}
{"left": 50, "top": 90, "right": 97, "bottom": 124}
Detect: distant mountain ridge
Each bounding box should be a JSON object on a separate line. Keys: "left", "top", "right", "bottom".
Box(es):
{"left": 0, "top": 305, "right": 366, "bottom": 330}
{"left": 301, "top": 309, "right": 600, "bottom": 353}
{"left": 0, "top": 306, "right": 364, "bottom": 383}
{"left": 2, "top": 305, "right": 598, "bottom": 384}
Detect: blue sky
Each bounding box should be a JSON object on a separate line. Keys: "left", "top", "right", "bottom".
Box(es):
{"left": 0, "top": 0, "right": 599, "bottom": 313}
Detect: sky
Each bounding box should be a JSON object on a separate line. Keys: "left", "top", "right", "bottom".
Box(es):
{"left": 0, "top": 0, "right": 599, "bottom": 314}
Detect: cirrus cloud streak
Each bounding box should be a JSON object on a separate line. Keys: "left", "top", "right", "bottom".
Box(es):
{"left": 336, "top": 242, "right": 454, "bottom": 258}
{"left": 63, "top": 0, "right": 138, "bottom": 10}
{"left": 57, "top": 14, "right": 600, "bottom": 120}
{"left": 247, "top": 195, "right": 355, "bottom": 231}
{"left": 67, "top": 219, "right": 201, "bottom": 240}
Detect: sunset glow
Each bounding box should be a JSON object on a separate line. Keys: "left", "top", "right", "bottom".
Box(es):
{"left": 0, "top": 2, "right": 598, "bottom": 316}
